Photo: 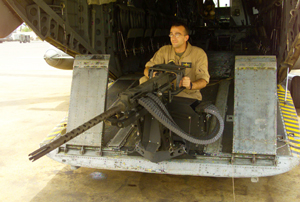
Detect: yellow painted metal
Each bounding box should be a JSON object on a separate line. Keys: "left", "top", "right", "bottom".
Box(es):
{"left": 40, "top": 117, "right": 68, "bottom": 146}
{"left": 277, "top": 85, "right": 300, "bottom": 157}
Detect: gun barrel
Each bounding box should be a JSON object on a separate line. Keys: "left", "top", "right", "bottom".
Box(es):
{"left": 29, "top": 104, "right": 124, "bottom": 162}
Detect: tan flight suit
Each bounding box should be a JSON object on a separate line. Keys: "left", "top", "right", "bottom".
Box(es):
{"left": 140, "top": 42, "right": 209, "bottom": 100}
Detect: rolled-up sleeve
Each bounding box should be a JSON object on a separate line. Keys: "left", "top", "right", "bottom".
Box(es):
{"left": 195, "top": 50, "right": 210, "bottom": 84}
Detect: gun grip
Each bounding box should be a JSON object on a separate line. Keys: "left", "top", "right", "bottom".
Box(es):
{"left": 171, "top": 86, "right": 185, "bottom": 95}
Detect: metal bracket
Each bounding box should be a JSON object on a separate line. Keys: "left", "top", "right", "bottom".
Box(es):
{"left": 96, "top": 147, "right": 102, "bottom": 156}
{"left": 135, "top": 142, "right": 186, "bottom": 163}
{"left": 60, "top": 145, "right": 68, "bottom": 154}
{"left": 251, "top": 154, "right": 256, "bottom": 164}
{"left": 80, "top": 146, "right": 85, "bottom": 155}
{"left": 230, "top": 155, "right": 235, "bottom": 164}
{"left": 226, "top": 115, "right": 234, "bottom": 122}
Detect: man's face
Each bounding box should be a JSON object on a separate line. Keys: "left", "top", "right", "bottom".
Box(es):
{"left": 169, "top": 26, "right": 189, "bottom": 49}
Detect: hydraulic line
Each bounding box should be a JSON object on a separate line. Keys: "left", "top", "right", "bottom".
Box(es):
{"left": 138, "top": 94, "right": 224, "bottom": 145}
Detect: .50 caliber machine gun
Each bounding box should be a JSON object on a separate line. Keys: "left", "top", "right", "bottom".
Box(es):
{"left": 29, "top": 63, "right": 224, "bottom": 162}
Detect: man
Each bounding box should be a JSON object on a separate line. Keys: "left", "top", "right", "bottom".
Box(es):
{"left": 140, "top": 22, "right": 209, "bottom": 100}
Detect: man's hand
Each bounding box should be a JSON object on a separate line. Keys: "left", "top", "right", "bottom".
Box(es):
{"left": 153, "top": 71, "right": 158, "bottom": 77}
{"left": 179, "top": 76, "right": 191, "bottom": 89}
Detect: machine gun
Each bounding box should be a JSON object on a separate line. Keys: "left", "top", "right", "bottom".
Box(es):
{"left": 29, "top": 63, "right": 224, "bottom": 162}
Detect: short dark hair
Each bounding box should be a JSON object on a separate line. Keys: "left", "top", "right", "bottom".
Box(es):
{"left": 171, "top": 21, "right": 189, "bottom": 35}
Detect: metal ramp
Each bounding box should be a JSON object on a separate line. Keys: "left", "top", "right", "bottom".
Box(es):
{"left": 233, "top": 56, "right": 277, "bottom": 155}
{"left": 66, "top": 55, "right": 110, "bottom": 153}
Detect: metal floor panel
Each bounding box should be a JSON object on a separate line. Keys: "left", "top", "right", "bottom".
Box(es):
{"left": 204, "top": 79, "right": 231, "bottom": 154}
{"left": 207, "top": 51, "right": 235, "bottom": 79}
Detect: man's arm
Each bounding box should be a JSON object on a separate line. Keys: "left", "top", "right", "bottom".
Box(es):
{"left": 180, "top": 76, "right": 207, "bottom": 90}
{"left": 193, "top": 49, "right": 210, "bottom": 88}
{"left": 144, "top": 66, "right": 151, "bottom": 78}
{"left": 191, "top": 78, "right": 208, "bottom": 90}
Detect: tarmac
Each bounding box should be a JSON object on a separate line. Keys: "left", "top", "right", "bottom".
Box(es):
{"left": 1, "top": 41, "right": 300, "bottom": 202}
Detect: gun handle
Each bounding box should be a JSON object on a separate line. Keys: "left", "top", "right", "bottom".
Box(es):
{"left": 171, "top": 87, "right": 185, "bottom": 95}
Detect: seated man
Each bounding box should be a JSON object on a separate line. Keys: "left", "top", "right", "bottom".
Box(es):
{"left": 140, "top": 21, "right": 210, "bottom": 100}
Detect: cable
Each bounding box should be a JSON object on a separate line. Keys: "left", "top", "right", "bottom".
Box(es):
{"left": 138, "top": 94, "right": 224, "bottom": 145}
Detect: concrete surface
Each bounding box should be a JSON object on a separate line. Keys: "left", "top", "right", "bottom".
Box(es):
{"left": 1, "top": 41, "right": 300, "bottom": 202}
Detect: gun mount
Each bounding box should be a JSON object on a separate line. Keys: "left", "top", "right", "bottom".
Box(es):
{"left": 29, "top": 63, "right": 224, "bottom": 162}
